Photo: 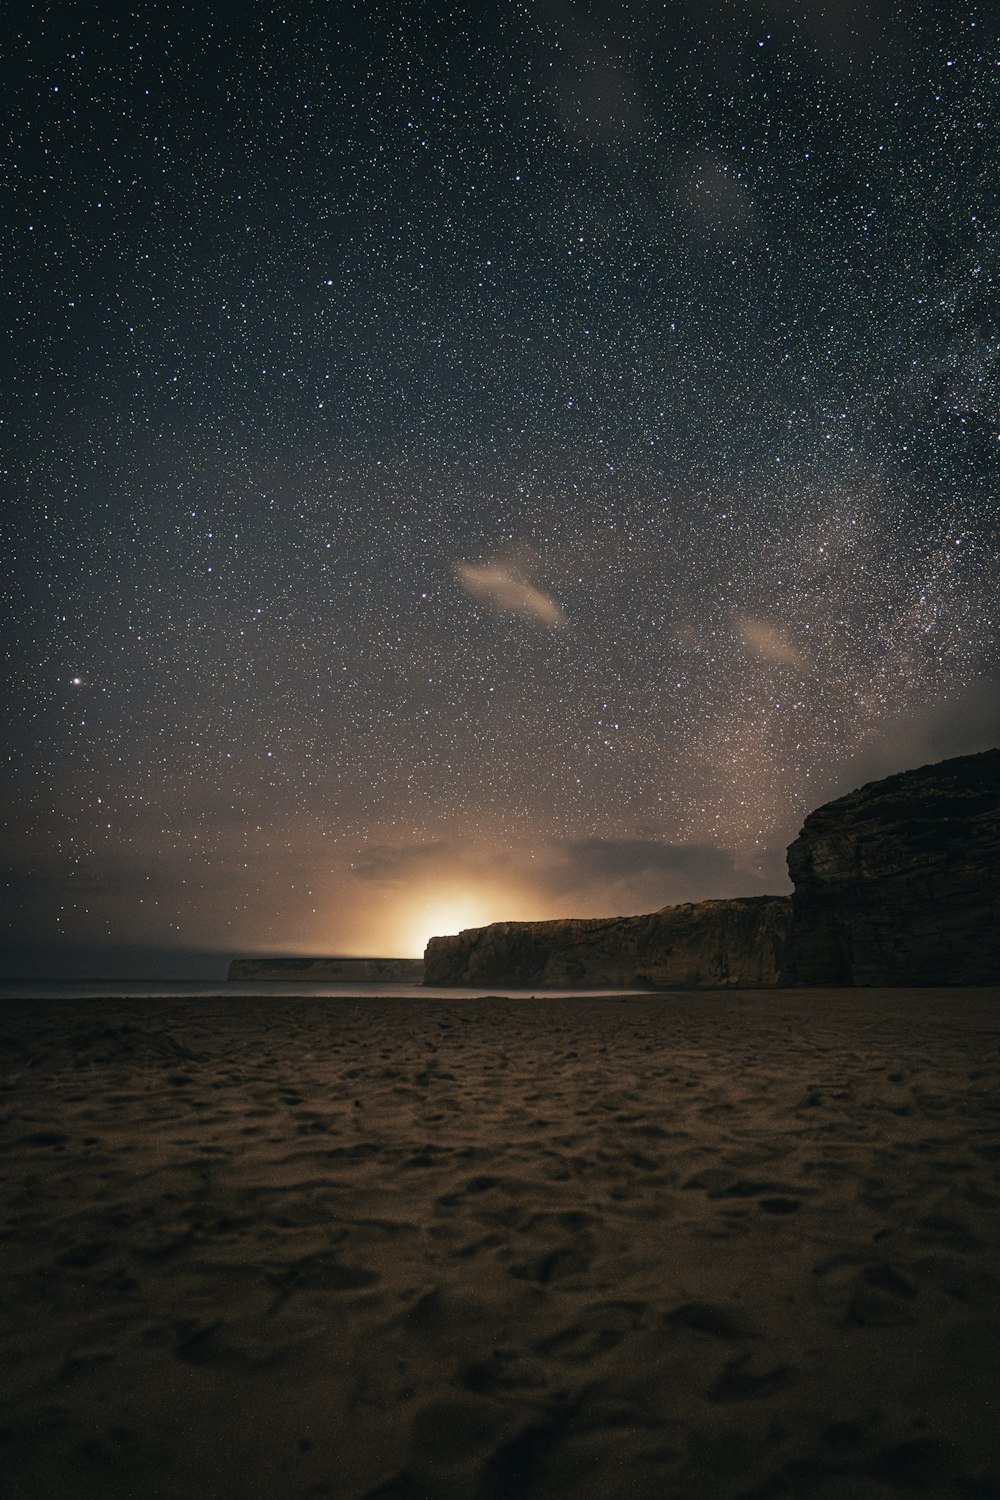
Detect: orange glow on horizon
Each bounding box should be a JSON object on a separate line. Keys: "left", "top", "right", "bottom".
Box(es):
{"left": 397, "top": 887, "right": 528, "bottom": 958}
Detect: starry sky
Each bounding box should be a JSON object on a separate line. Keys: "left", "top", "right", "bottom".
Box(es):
{"left": 5, "top": 0, "right": 999, "bottom": 974}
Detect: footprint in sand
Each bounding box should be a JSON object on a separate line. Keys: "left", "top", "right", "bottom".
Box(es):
{"left": 536, "top": 1299, "right": 647, "bottom": 1361}
{"left": 682, "top": 1168, "right": 806, "bottom": 1207}
{"left": 267, "top": 1250, "right": 378, "bottom": 1296}
{"left": 507, "top": 1237, "right": 595, "bottom": 1284}
{"left": 812, "top": 1254, "right": 920, "bottom": 1327}
{"left": 664, "top": 1301, "right": 755, "bottom": 1339}
{"left": 710, "top": 1353, "right": 794, "bottom": 1402}
{"left": 461, "top": 1346, "right": 548, "bottom": 1394}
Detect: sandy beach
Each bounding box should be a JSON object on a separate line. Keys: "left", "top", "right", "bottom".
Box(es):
{"left": 2, "top": 989, "right": 1000, "bottom": 1500}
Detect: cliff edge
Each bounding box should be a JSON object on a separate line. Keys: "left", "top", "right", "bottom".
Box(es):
{"left": 783, "top": 747, "right": 1000, "bottom": 985}
{"left": 424, "top": 897, "right": 791, "bottom": 989}
{"left": 424, "top": 749, "right": 1000, "bottom": 987}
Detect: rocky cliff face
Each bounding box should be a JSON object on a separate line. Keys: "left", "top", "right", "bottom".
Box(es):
{"left": 423, "top": 897, "right": 791, "bottom": 989}
{"left": 783, "top": 748, "right": 1000, "bottom": 985}
{"left": 424, "top": 749, "right": 1000, "bottom": 988}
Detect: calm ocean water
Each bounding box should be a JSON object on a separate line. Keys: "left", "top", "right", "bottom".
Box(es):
{"left": 0, "top": 980, "right": 641, "bottom": 1002}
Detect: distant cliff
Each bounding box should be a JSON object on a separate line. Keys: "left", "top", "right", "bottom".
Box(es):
{"left": 783, "top": 748, "right": 1000, "bottom": 985}
{"left": 424, "top": 749, "right": 1000, "bottom": 988}
{"left": 228, "top": 957, "right": 424, "bottom": 982}
{"left": 424, "top": 897, "right": 791, "bottom": 989}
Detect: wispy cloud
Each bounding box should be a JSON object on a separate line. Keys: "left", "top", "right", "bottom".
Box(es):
{"left": 455, "top": 561, "right": 566, "bottom": 628}
{"left": 349, "top": 833, "right": 773, "bottom": 918}
{"left": 738, "top": 617, "right": 805, "bottom": 669}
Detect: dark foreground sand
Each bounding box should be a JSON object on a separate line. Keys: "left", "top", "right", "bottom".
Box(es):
{"left": 2, "top": 990, "right": 1000, "bottom": 1500}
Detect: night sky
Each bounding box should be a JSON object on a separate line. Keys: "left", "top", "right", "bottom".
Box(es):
{"left": 5, "top": 1, "right": 999, "bottom": 973}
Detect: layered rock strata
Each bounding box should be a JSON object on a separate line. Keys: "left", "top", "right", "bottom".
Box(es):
{"left": 423, "top": 897, "right": 791, "bottom": 989}
{"left": 783, "top": 748, "right": 1000, "bottom": 985}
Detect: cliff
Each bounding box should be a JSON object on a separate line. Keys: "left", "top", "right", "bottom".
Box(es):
{"left": 423, "top": 897, "right": 791, "bottom": 989}
{"left": 228, "top": 957, "right": 424, "bottom": 983}
{"left": 783, "top": 748, "right": 1000, "bottom": 985}
{"left": 424, "top": 749, "right": 1000, "bottom": 988}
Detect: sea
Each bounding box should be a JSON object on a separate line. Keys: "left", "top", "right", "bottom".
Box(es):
{"left": 0, "top": 980, "right": 641, "bottom": 1002}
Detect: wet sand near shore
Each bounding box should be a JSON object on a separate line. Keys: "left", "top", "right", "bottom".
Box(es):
{"left": 2, "top": 989, "right": 999, "bottom": 1500}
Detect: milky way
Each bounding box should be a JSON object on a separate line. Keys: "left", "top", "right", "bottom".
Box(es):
{"left": 5, "top": 2, "right": 998, "bottom": 964}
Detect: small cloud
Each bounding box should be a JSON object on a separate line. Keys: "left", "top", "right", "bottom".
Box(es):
{"left": 348, "top": 834, "right": 769, "bottom": 921}
{"left": 537, "top": 837, "right": 753, "bottom": 909}
{"left": 738, "top": 617, "right": 805, "bottom": 669}
{"left": 351, "top": 843, "right": 449, "bottom": 884}
{"left": 455, "top": 561, "right": 566, "bottom": 628}
{"left": 681, "top": 150, "right": 753, "bottom": 234}
{"left": 545, "top": 838, "right": 736, "bottom": 890}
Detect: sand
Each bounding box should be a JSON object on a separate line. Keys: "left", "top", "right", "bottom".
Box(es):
{"left": 2, "top": 989, "right": 1000, "bottom": 1500}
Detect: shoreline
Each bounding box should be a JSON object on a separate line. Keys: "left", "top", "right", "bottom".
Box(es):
{"left": 4, "top": 984, "right": 1000, "bottom": 1001}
